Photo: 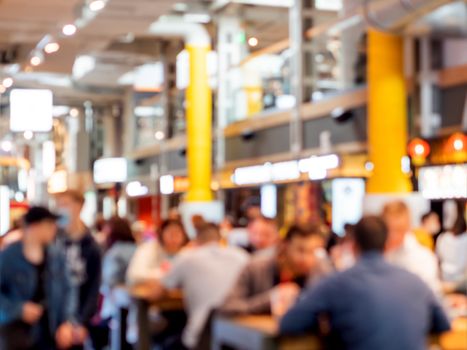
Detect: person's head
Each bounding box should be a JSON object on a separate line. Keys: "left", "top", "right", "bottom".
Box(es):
{"left": 451, "top": 215, "right": 466, "bottom": 236}
{"left": 104, "top": 216, "right": 134, "bottom": 249}
{"left": 131, "top": 221, "right": 146, "bottom": 244}
{"left": 196, "top": 223, "right": 221, "bottom": 245}
{"left": 192, "top": 214, "right": 206, "bottom": 233}
{"left": 158, "top": 219, "right": 188, "bottom": 255}
{"left": 421, "top": 211, "right": 441, "bottom": 235}
{"left": 382, "top": 200, "right": 411, "bottom": 251}
{"left": 279, "top": 224, "right": 323, "bottom": 276}
{"left": 353, "top": 216, "right": 388, "bottom": 255}
{"left": 246, "top": 205, "right": 262, "bottom": 222}
{"left": 248, "top": 216, "right": 279, "bottom": 251}
{"left": 55, "top": 190, "right": 85, "bottom": 226}
{"left": 23, "top": 206, "right": 59, "bottom": 245}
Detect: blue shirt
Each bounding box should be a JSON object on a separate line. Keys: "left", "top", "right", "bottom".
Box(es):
{"left": 280, "top": 252, "right": 451, "bottom": 350}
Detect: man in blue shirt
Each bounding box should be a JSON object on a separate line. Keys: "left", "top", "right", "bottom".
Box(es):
{"left": 280, "top": 216, "right": 451, "bottom": 350}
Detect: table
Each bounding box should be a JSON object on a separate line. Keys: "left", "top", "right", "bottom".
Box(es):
{"left": 129, "top": 282, "right": 184, "bottom": 350}
{"left": 213, "top": 315, "right": 467, "bottom": 350}
{"left": 212, "top": 315, "right": 322, "bottom": 350}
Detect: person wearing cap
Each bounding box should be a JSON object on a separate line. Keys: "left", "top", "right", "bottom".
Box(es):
{"left": 0, "top": 206, "right": 74, "bottom": 350}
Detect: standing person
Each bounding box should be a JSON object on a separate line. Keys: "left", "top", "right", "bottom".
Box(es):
{"left": 100, "top": 217, "right": 137, "bottom": 320}
{"left": 280, "top": 216, "right": 451, "bottom": 350}
{"left": 126, "top": 219, "right": 189, "bottom": 285}
{"left": 413, "top": 211, "right": 441, "bottom": 251}
{"left": 221, "top": 224, "right": 331, "bottom": 316}
{"left": 150, "top": 223, "right": 249, "bottom": 349}
{"left": 436, "top": 215, "right": 467, "bottom": 283}
{"left": 382, "top": 201, "right": 441, "bottom": 294}
{"left": 55, "top": 190, "right": 102, "bottom": 348}
{"left": 0, "top": 207, "right": 74, "bottom": 350}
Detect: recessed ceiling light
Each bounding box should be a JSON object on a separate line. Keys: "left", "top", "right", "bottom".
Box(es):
{"left": 2, "top": 77, "right": 13, "bottom": 88}
{"left": 248, "top": 37, "right": 259, "bottom": 47}
{"left": 89, "top": 0, "right": 106, "bottom": 12}
{"left": 0, "top": 140, "right": 12, "bottom": 152}
{"left": 30, "top": 55, "right": 43, "bottom": 66}
{"left": 173, "top": 2, "right": 188, "bottom": 11}
{"left": 70, "top": 108, "right": 80, "bottom": 118}
{"left": 24, "top": 131, "right": 34, "bottom": 140}
{"left": 44, "top": 42, "right": 60, "bottom": 54}
{"left": 62, "top": 24, "right": 77, "bottom": 36}
{"left": 154, "top": 131, "right": 165, "bottom": 141}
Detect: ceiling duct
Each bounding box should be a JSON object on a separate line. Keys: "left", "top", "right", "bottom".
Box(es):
{"left": 363, "top": 0, "right": 461, "bottom": 32}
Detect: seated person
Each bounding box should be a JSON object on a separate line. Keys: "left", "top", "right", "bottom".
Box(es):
{"left": 221, "top": 224, "right": 331, "bottom": 316}
{"left": 126, "top": 219, "right": 188, "bottom": 285}
{"left": 244, "top": 216, "right": 280, "bottom": 255}
{"left": 149, "top": 223, "right": 249, "bottom": 349}
{"left": 280, "top": 216, "right": 451, "bottom": 350}
{"left": 382, "top": 201, "right": 441, "bottom": 294}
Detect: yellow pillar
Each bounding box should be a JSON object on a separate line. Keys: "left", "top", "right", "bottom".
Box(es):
{"left": 367, "top": 29, "right": 412, "bottom": 194}
{"left": 186, "top": 45, "right": 213, "bottom": 202}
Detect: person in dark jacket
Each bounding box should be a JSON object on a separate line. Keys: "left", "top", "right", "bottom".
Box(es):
{"left": 55, "top": 190, "right": 102, "bottom": 349}
{"left": 221, "top": 224, "right": 331, "bottom": 316}
{"left": 0, "top": 206, "right": 74, "bottom": 350}
{"left": 280, "top": 216, "right": 451, "bottom": 350}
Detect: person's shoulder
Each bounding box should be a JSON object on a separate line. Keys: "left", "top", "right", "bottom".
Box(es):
{"left": 222, "top": 245, "right": 250, "bottom": 261}
{"left": 0, "top": 240, "right": 22, "bottom": 258}
{"left": 245, "top": 253, "right": 275, "bottom": 272}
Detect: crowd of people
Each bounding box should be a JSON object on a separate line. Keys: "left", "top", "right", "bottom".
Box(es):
{"left": 0, "top": 189, "right": 465, "bottom": 350}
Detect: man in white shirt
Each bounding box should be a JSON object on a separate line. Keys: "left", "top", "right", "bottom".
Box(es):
{"left": 382, "top": 201, "right": 441, "bottom": 295}
{"left": 150, "top": 223, "right": 249, "bottom": 349}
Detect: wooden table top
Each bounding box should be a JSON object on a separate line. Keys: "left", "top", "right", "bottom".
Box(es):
{"left": 121, "top": 282, "right": 184, "bottom": 310}
{"left": 218, "top": 315, "right": 467, "bottom": 350}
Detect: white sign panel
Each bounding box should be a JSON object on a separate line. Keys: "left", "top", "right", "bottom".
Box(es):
{"left": 419, "top": 164, "right": 467, "bottom": 199}
{"left": 93, "top": 158, "right": 127, "bottom": 184}
{"left": 332, "top": 178, "right": 365, "bottom": 236}
{"left": 10, "top": 89, "right": 53, "bottom": 132}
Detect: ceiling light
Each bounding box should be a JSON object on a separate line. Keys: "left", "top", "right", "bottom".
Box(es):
{"left": 70, "top": 108, "right": 80, "bottom": 117}
{"left": 24, "top": 131, "right": 34, "bottom": 140}
{"left": 248, "top": 37, "right": 259, "bottom": 47}
{"left": 173, "top": 3, "right": 188, "bottom": 11}
{"left": 154, "top": 131, "right": 165, "bottom": 141}
{"left": 44, "top": 42, "right": 60, "bottom": 54}
{"left": 89, "top": 0, "right": 106, "bottom": 11}
{"left": 30, "top": 55, "right": 43, "bottom": 66}
{"left": 62, "top": 24, "right": 77, "bottom": 36}
{"left": 0, "top": 85, "right": 6, "bottom": 94}
{"left": 2, "top": 77, "right": 13, "bottom": 88}
{"left": 0, "top": 140, "right": 12, "bottom": 152}
{"left": 183, "top": 13, "right": 211, "bottom": 24}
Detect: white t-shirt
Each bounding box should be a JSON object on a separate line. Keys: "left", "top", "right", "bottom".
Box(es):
{"left": 436, "top": 231, "right": 467, "bottom": 283}
{"left": 126, "top": 240, "right": 173, "bottom": 285}
{"left": 162, "top": 243, "right": 249, "bottom": 348}
{"left": 386, "top": 234, "right": 441, "bottom": 295}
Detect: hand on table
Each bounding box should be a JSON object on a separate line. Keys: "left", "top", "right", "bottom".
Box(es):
{"left": 271, "top": 283, "right": 300, "bottom": 318}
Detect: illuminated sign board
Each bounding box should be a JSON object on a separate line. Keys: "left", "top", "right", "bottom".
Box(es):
{"left": 419, "top": 164, "right": 467, "bottom": 199}
{"left": 10, "top": 89, "right": 53, "bottom": 132}
{"left": 93, "top": 158, "right": 127, "bottom": 184}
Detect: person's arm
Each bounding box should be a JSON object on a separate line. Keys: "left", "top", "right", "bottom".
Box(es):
{"left": 221, "top": 266, "right": 272, "bottom": 315}
{"left": 428, "top": 290, "right": 451, "bottom": 334}
{"left": 126, "top": 242, "right": 161, "bottom": 285}
{"left": 101, "top": 249, "right": 124, "bottom": 291}
{"left": 0, "top": 252, "right": 23, "bottom": 324}
{"left": 279, "top": 281, "right": 331, "bottom": 335}
{"left": 78, "top": 246, "right": 102, "bottom": 326}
